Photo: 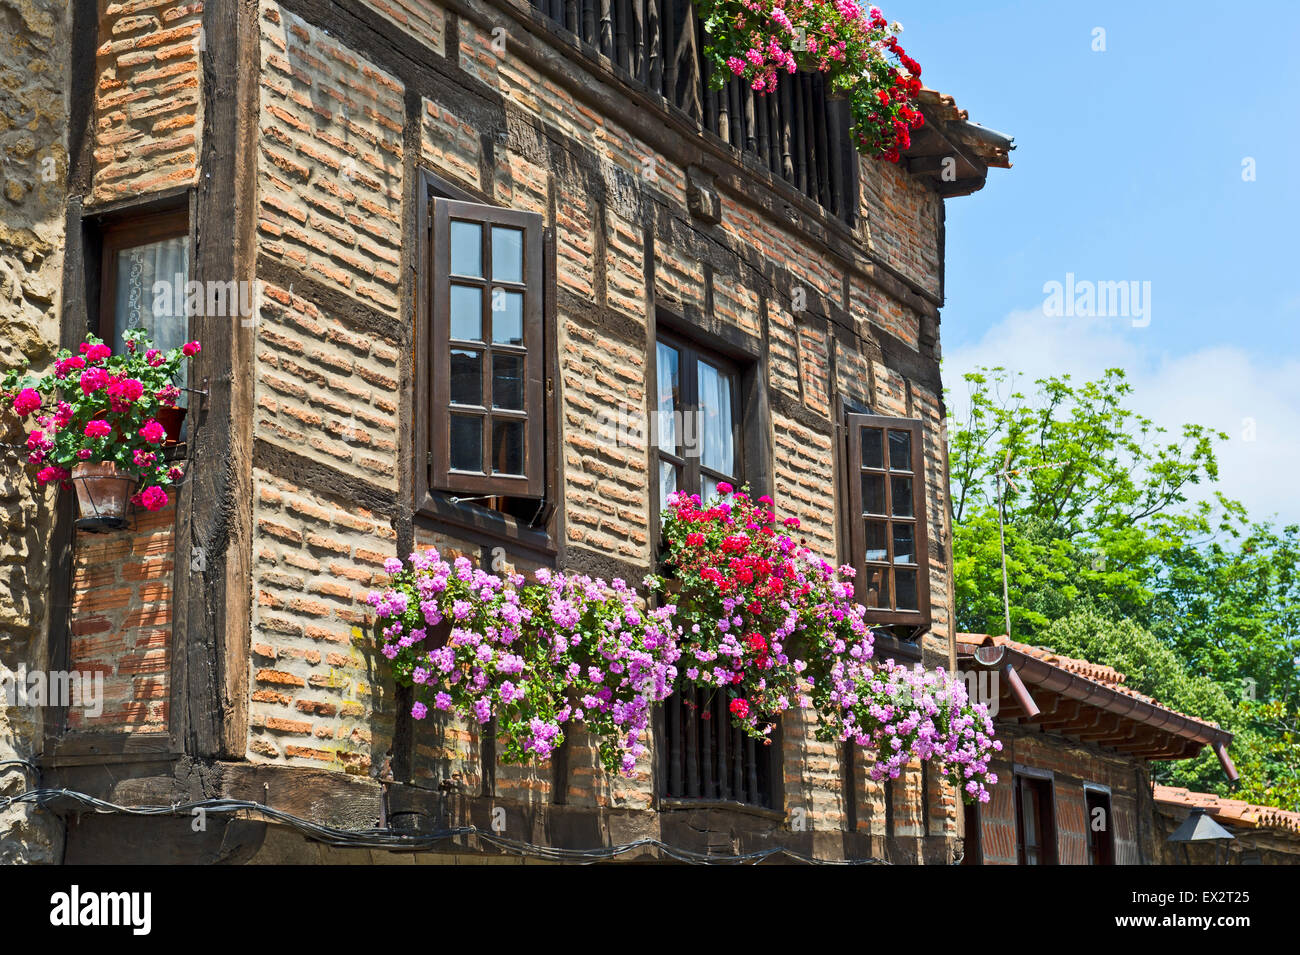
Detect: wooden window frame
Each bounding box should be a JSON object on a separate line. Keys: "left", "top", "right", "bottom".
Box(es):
{"left": 1014, "top": 771, "right": 1058, "bottom": 866}
{"left": 1085, "top": 784, "right": 1115, "bottom": 866}
{"left": 652, "top": 329, "right": 744, "bottom": 515}
{"left": 414, "top": 170, "right": 559, "bottom": 559}
{"left": 844, "top": 413, "right": 932, "bottom": 627}
{"left": 98, "top": 208, "right": 190, "bottom": 348}
{"left": 430, "top": 198, "right": 545, "bottom": 498}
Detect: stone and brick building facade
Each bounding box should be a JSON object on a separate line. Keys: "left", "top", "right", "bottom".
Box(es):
{"left": 1, "top": 0, "right": 1016, "bottom": 863}
{"left": 956, "top": 635, "right": 1238, "bottom": 866}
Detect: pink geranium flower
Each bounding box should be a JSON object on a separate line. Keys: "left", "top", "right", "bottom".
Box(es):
{"left": 139, "top": 486, "right": 169, "bottom": 511}
{"left": 139, "top": 420, "right": 166, "bottom": 444}
{"left": 13, "top": 388, "right": 41, "bottom": 416}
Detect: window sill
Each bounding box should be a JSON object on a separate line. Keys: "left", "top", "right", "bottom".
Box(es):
{"left": 415, "top": 490, "right": 556, "bottom": 563}
{"left": 657, "top": 798, "right": 785, "bottom": 823}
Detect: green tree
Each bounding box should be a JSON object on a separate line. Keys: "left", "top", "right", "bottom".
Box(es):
{"left": 1149, "top": 520, "right": 1300, "bottom": 706}
{"left": 950, "top": 366, "right": 1226, "bottom": 638}
{"left": 949, "top": 366, "right": 1300, "bottom": 810}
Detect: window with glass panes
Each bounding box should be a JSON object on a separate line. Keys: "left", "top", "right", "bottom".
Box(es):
{"left": 653, "top": 333, "right": 776, "bottom": 808}
{"left": 430, "top": 198, "right": 544, "bottom": 498}
{"left": 654, "top": 334, "right": 741, "bottom": 516}
{"left": 844, "top": 414, "right": 931, "bottom": 626}
{"left": 100, "top": 210, "right": 191, "bottom": 398}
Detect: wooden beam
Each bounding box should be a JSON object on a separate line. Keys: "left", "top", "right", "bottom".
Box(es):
{"left": 1074, "top": 713, "right": 1126, "bottom": 741}
{"left": 1035, "top": 700, "right": 1083, "bottom": 731}
{"left": 177, "top": 0, "right": 257, "bottom": 758}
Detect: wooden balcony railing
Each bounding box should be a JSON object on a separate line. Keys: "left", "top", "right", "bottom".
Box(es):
{"left": 663, "top": 686, "right": 777, "bottom": 807}
{"left": 529, "top": 0, "right": 860, "bottom": 222}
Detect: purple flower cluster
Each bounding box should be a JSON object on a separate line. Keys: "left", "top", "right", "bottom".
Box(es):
{"left": 366, "top": 511, "right": 1000, "bottom": 800}
{"left": 368, "top": 550, "right": 681, "bottom": 777}
{"left": 825, "top": 657, "right": 1001, "bottom": 802}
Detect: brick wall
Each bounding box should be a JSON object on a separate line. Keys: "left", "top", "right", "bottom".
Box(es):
{"left": 253, "top": 280, "right": 402, "bottom": 489}
{"left": 560, "top": 319, "right": 650, "bottom": 565}
{"left": 358, "top": 0, "right": 446, "bottom": 55}
{"left": 257, "top": 2, "right": 405, "bottom": 313}
{"left": 67, "top": 505, "right": 174, "bottom": 735}
{"left": 975, "top": 728, "right": 1149, "bottom": 866}
{"left": 91, "top": 0, "right": 203, "bottom": 206}
{"left": 246, "top": 467, "right": 396, "bottom": 773}
{"left": 860, "top": 158, "right": 943, "bottom": 299}
{"left": 32, "top": 0, "right": 970, "bottom": 860}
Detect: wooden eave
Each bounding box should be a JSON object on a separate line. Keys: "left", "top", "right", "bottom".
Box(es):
{"left": 957, "top": 645, "right": 1233, "bottom": 764}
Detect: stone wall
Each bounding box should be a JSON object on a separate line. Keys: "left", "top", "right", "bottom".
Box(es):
{"left": 0, "top": 0, "right": 68, "bottom": 864}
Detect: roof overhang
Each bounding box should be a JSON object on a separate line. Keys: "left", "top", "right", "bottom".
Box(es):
{"left": 903, "top": 89, "right": 1014, "bottom": 198}
{"left": 1154, "top": 786, "right": 1300, "bottom": 841}
{"left": 957, "top": 637, "right": 1236, "bottom": 778}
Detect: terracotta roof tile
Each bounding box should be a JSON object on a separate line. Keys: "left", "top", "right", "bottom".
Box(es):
{"left": 955, "top": 633, "right": 1217, "bottom": 729}
{"left": 914, "top": 88, "right": 1013, "bottom": 168}
{"left": 1153, "top": 786, "right": 1300, "bottom": 837}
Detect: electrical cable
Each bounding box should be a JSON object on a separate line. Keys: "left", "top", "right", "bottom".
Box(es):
{"left": 0, "top": 758, "right": 41, "bottom": 780}
{"left": 1, "top": 786, "right": 890, "bottom": 865}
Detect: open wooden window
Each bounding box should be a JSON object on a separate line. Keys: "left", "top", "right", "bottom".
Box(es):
{"left": 844, "top": 414, "right": 931, "bottom": 626}
{"left": 99, "top": 209, "right": 191, "bottom": 397}
{"left": 1015, "top": 773, "right": 1058, "bottom": 865}
{"left": 652, "top": 331, "right": 776, "bottom": 808}
{"left": 653, "top": 332, "right": 742, "bottom": 516}
{"left": 430, "top": 198, "right": 545, "bottom": 498}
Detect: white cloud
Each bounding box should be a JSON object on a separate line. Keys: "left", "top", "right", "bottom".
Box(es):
{"left": 942, "top": 308, "right": 1300, "bottom": 526}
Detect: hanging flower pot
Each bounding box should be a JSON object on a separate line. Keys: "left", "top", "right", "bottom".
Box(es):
{"left": 697, "top": 0, "right": 925, "bottom": 159}
{"left": 1, "top": 329, "right": 201, "bottom": 532}
{"left": 157, "top": 405, "right": 187, "bottom": 446}
{"left": 71, "top": 461, "right": 136, "bottom": 531}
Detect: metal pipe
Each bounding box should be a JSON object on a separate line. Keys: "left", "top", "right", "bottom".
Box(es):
{"left": 1003, "top": 662, "right": 1040, "bottom": 718}
{"left": 1214, "top": 742, "right": 1239, "bottom": 783}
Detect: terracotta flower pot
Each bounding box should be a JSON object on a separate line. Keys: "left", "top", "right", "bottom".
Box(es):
{"left": 71, "top": 461, "right": 136, "bottom": 531}
{"left": 156, "top": 405, "right": 187, "bottom": 447}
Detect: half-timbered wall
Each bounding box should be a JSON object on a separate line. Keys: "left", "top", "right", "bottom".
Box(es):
{"left": 24, "top": 0, "right": 965, "bottom": 863}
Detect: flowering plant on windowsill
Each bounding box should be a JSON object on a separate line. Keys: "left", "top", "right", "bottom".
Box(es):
{"left": 646, "top": 484, "right": 875, "bottom": 743}
{"left": 1, "top": 329, "right": 200, "bottom": 510}
{"left": 367, "top": 491, "right": 1000, "bottom": 800}
{"left": 652, "top": 482, "right": 1000, "bottom": 801}
{"left": 695, "top": 0, "right": 925, "bottom": 161}
{"left": 369, "top": 552, "right": 682, "bottom": 776}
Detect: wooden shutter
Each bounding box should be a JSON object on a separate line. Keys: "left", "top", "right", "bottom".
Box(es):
{"left": 430, "top": 198, "right": 545, "bottom": 498}
{"left": 844, "top": 413, "right": 932, "bottom": 626}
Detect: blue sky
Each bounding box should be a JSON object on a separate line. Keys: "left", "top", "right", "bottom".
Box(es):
{"left": 887, "top": 1, "right": 1300, "bottom": 524}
